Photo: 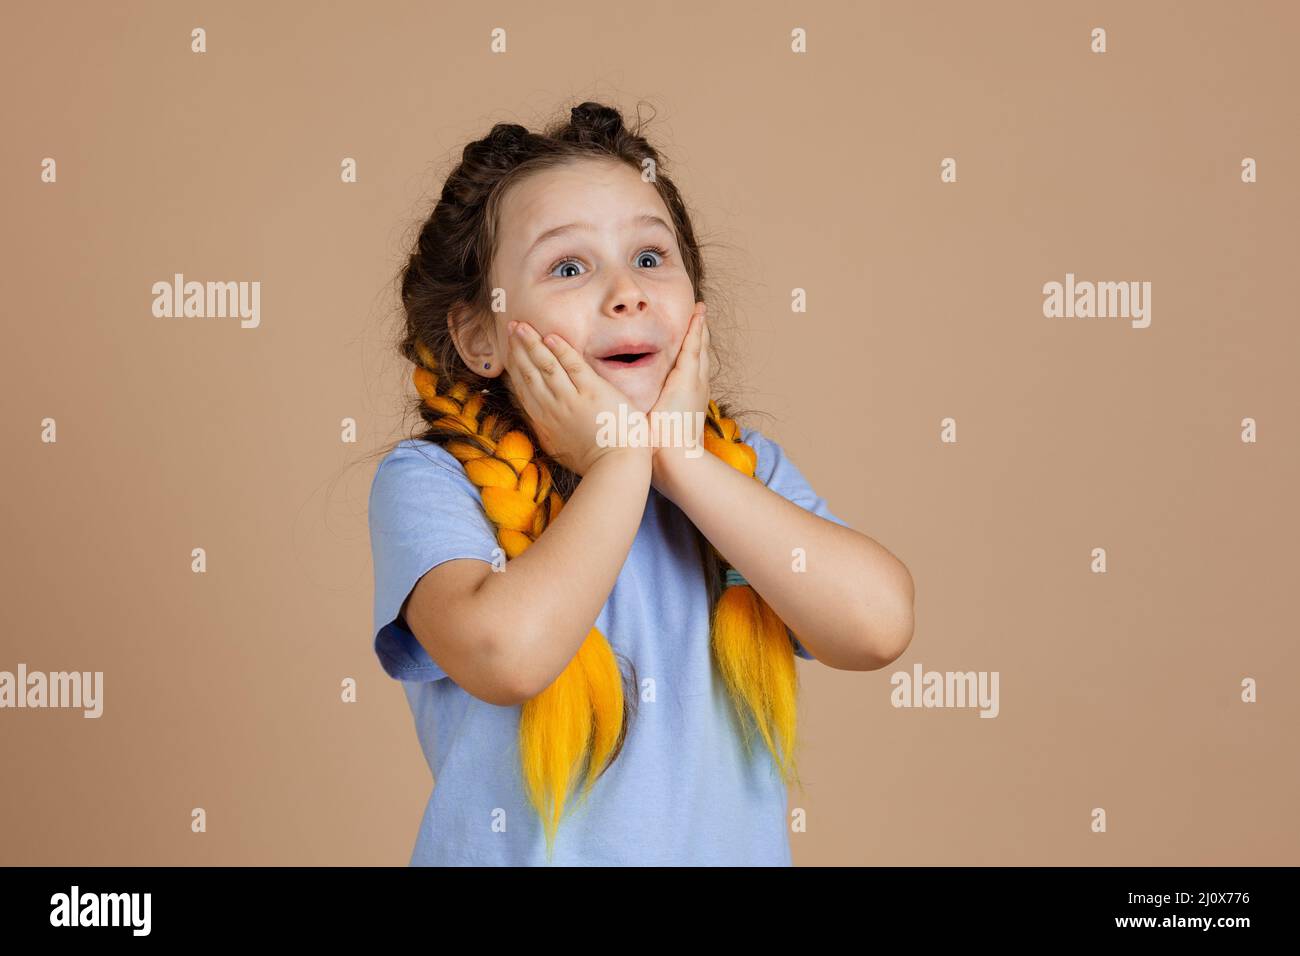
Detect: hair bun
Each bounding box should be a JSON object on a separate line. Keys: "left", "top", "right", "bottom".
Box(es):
{"left": 486, "top": 123, "right": 531, "bottom": 154}
{"left": 459, "top": 122, "right": 533, "bottom": 174}
{"left": 569, "top": 102, "right": 624, "bottom": 139}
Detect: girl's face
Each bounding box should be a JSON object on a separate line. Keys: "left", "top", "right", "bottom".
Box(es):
{"left": 473, "top": 158, "right": 697, "bottom": 415}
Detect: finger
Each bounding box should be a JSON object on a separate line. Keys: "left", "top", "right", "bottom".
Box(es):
{"left": 507, "top": 321, "right": 554, "bottom": 416}
{"left": 537, "top": 332, "right": 592, "bottom": 399}
{"left": 682, "top": 307, "right": 705, "bottom": 366}
{"left": 513, "top": 321, "right": 571, "bottom": 402}
{"left": 699, "top": 312, "right": 711, "bottom": 385}
{"left": 670, "top": 310, "right": 698, "bottom": 367}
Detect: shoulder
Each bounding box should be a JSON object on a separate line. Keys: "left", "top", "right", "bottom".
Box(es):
{"left": 368, "top": 439, "right": 479, "bottom": 522}
{"left": 371, "top": 439, "right": 468, "bottom": 487}
{"left": 737, "top": 425, "right": 787, "bottom": 487}
{"left": 738, "top": 424, "right": 849, "bottom": 529}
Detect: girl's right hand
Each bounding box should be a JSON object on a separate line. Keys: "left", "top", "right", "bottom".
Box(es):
{"left": 505, "top": 319, "right": 650, "bottom": 477}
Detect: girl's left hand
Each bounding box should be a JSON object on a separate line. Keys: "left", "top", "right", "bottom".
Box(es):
{"left": 648, "top": 301, "right": 709, "bottom": 484}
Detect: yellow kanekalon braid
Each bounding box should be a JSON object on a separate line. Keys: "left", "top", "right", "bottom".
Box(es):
{"left": 702, "top": 408, "right": 803, "bottom": 793}
{"left": 412, "top": 345, "right": 803, "bottom": 859}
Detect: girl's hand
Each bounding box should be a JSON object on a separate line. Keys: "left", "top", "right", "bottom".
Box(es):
{"left": 648, "top": 302, "right": 710, "bottom": 481}
{"left": 506, "top": 319, "right": 651, "bottom": 477}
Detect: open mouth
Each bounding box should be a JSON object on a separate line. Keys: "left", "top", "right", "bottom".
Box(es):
{"left": 597, "top": 351, "right": 657, "bottom": 368}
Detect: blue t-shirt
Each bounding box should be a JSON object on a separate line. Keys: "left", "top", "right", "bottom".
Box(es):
{"left": 368, "top": 426, "right": 849, "bottom": 866}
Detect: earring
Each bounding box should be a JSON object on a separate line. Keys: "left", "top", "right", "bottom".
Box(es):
{"left": 484, "top": 362, "right": 491, "bottom": 370}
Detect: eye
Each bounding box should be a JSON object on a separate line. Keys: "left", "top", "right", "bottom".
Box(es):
{"left": 547, "top": 245, "right": 671, "bottom": 279}
{"left": 636, "top": 245, "right": 669, "bottom": 269}
{"left": 549, "top": 257, "right": 584, "bottom": 279}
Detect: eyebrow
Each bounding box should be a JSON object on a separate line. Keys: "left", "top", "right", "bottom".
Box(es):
{"left": 524, "top": 214, "right": 674, "bottom": 260}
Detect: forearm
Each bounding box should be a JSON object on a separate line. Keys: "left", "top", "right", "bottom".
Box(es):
{"left": 479, "top": 449, "right": 652, "bottom": 696}
{"left": 654, "top": 450, "right": 914, "bottom": 670}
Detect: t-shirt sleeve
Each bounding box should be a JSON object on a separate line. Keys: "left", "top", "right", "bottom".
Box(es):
{"left": 741, "top": 426, "right": 851, "bottom": 662}
{"left": 368, "top": 441, "right": 502, "bottom": 683}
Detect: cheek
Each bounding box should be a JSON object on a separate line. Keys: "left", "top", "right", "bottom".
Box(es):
{"left": 674, "top": 295, "right": 697, "bottom": 338}
{"left": 678, "top": 315, "right": 693, "bottom": 341}
{"left": 531, "top": 312, "right": 583, "bottom": 345}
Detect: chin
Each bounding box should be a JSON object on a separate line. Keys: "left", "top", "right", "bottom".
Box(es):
{"left": 605, "top": 389, "right": 648, "bottom": 416}
{"left": 595, "top": 375, "right": 660, "bottom": 416}
{"left": 629, "top": 380, "right": 668, "bottom": 416}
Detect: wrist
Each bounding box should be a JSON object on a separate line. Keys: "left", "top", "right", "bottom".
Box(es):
{"left": 646, "top": 407, "right": 708, "bottom": 498}
{"left": 590, "top": 444, "right": 653, "bottom": 475}
{"left": 650, "top": 442, "right": 695, "bottom": 500}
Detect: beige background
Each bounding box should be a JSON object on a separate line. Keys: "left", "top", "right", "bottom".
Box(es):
{"left": 2, "top": 1, "right": 1297, "bottom": 865}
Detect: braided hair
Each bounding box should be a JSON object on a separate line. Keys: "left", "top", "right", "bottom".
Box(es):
{"left": 395, "top": 101, "right": 804, "bottom": 859}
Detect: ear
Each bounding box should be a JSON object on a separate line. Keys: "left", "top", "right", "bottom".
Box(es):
{"left": 447, "top": 302, "right": 502, "bottom": 378}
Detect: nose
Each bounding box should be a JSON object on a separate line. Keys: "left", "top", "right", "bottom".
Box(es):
{"left": 605, "top": 269, "right": 651, "bottom": 317}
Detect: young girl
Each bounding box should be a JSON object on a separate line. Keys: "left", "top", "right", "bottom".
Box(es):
{"left": 369, "top": 101, "right": 915, "bottom": 866}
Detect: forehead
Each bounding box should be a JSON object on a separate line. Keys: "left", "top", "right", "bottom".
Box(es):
{"left": 499, "top": 159, "right": 667, "bottom": 235}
